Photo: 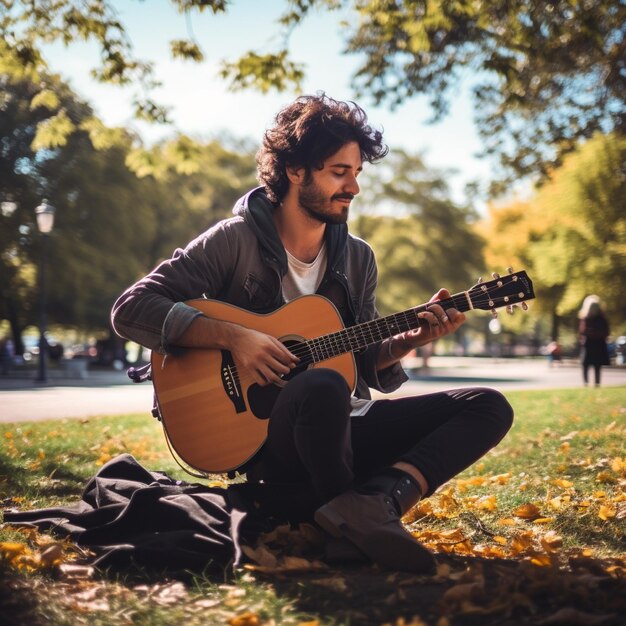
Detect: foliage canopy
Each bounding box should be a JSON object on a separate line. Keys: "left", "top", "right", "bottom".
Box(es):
{"left": 479, "top": 132, "right": 626, "bottom": 340}
{"left": 1, "top": 0, "right": 623, "bottom": 188}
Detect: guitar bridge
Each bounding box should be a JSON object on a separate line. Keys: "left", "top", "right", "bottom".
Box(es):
{"left": 220, "top": 350, "right": 246, "bottom": 413}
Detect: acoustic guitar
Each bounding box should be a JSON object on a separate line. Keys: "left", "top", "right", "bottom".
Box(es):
{"left": 151, "top": 270, "right": 535, "bottom": 474}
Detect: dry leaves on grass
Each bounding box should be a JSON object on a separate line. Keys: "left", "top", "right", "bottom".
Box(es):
{"left": 242, "top": 523, "right": 329, "bottom": 574}
{"left": 0, "top": 527, "right": 91, "bottom": 574}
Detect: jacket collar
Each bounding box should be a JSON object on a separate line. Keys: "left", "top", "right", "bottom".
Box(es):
{"left": 233, "top": 187, "right": 348, "bottom": 272}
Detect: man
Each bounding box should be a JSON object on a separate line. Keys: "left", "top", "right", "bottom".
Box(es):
{"left": 111, "top": 93, "right": 513, "bottom": 572}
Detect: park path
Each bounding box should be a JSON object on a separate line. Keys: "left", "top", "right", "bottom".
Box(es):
{"left": 1, "top": 357, "right": 625, "bottom": 423}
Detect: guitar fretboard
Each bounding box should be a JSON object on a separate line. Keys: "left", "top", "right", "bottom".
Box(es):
{"left": 293, "top": 293, "right": 469, "bottom": 366}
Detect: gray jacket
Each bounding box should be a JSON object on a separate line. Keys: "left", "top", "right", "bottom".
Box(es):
{"left": 111, "top": 187, "right": 407, "bottom": 398}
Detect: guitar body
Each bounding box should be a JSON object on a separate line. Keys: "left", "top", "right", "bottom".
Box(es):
{"left": 149, "top": 269, "right": 535, "bottom": 476}
{"left": 151, "top": 295, "right": 357, "bottom": 474}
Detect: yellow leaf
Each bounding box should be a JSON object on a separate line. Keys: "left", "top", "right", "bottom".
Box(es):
{"left": 228, "top": 611, "right": 261, "bottom": 626}
{"left": 550, "top": 479, "right": 573, "bottom": 489}
{"left": 532, "top": 517, "right": 556, "bottom": 524}
{"left": 547, "top": 496, "right": 563, "bottom": 510}
{"left": 540, "top": 531, "right": 563, "bottom": 553}
{"left": 596, "top": 471, "right": 616, "bottom": 484}
{"left": 510, "top": 532, "right": 535, "bottom": 554}
{"left": 512, "top": 503, "right": 542, "bottom": 520}
{"left": 598, "top": 505, "right": 616, "bottom": 520}
{"left": 0, "top": 542, "right": 28, "bottom": 559}
{"left": 530, "top": 554, "right": 552, "bottom": 566}
{"left": 476, "top": 495, "right": 498, "bottom": 511}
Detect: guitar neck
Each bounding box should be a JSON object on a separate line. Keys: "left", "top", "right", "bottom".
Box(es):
{"left": 298, "top": 291, "right": 472, "bottom": 367}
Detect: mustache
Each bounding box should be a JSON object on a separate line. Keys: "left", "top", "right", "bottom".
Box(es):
{"left": 332, "top": 193, "right": 355, "bottom": 201}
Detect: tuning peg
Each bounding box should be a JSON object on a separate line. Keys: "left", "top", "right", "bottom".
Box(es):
{"left": 506, "top": 305, "right": 514, "bottom": 315}
{"left": 492, "top": 272, "right": 500, "bottom": 279}
{"left": 476, "top": 277, "right": 483, "bottom": 284}
{"left": 491, "top": 310, "right": 498, "bottom": 319}
{"left": 521, "top": 302, "right": 529, "bottom": 311}
{"left": 507, "top": 267, "right": 514, "bottom": 274}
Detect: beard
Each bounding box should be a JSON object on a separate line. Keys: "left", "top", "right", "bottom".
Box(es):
{"left": 298, "top": 176, "right": 352, "bottom": 225}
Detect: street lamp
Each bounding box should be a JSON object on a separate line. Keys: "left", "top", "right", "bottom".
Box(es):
{"left": 35, "top": 199, "right": 56, "bottom": 382}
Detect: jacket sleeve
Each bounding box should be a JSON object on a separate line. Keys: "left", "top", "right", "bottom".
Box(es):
{"left": 111, "top": 224, "right": 236, "bottom": 353}
{"left": 354, "top": 246, "right": 408, "bottom": 394}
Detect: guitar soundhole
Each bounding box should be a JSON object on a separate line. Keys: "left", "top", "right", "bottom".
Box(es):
{"left": 246, "top": 338, "right": 313, "bottom": 420}
{"left": 280, "top": 338, "right": 312, "bottom": 382}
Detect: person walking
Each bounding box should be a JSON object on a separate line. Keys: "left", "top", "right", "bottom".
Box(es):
{"left": 578, "top": 295, "right": 610, "bottom": 387}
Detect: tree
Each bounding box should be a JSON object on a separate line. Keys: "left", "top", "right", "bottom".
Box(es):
{"left": 3, "top": 1, "right": 623, "bottom": 187}
{"left": 0, "top": 72, "right": 257, "bottom": 351}
{"left": 353, "top": 149, "right": 484, "bottom": 318}
{"left": 528, "top": 133, "right": 626, "bottom": 332}
{"left": 479, "top": 132, "right": 626, "bottom": 341}
{"left": 340, "top": 0, "right": 625, "bottom": 190}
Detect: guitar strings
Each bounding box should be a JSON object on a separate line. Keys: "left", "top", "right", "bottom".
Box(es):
{"left": 227, "top": 283, "right": 529, "bottom": 387}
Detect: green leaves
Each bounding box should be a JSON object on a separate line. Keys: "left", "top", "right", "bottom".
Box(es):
{"left": 170, "top": 39, "right": 205, "bottom": 62}
{"left": 29, "top": 89, "right": 60, "bottom": 111}
{"left": 2, "top": 0, "right": 623, "bottom": 188}
{"left": 480, "top": 131, "right": 626, "bottom": 335}
{"left": 30, "top": 109, "right": 74, "bottom": 150}
{"left": 220, "top": 50, "right": 305, "bottom": 94}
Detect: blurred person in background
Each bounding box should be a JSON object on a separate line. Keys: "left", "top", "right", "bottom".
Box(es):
{"left": 578, "top": 295, "right": 610, "bottom": 387}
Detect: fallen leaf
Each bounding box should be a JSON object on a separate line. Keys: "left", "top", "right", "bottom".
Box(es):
{"left": 310, "top": 577, "right": 348, "bottom": 592}
{"left": 598, "top": 505, "right": 616, "bottom": 520}
{"left": 241, "top": 544, "right": 278, "bottom": 568}
{"left": 513, "top": 503, "right": 542, "bottom": 520}
{"left": 228, "top": 611, "right": 261, "bottom": 626}
{"left": 39, "top": 543, "right": 64, "bottom": 568}
{"left": 440, "top": 581, "right": 483, "bottom": 606}
{"left": 536, "top": 607, "right": 616, "bottom": 625}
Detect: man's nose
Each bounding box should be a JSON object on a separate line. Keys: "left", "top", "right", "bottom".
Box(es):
{"left": 345, "top": 176, "right": 360, "bottom": 196}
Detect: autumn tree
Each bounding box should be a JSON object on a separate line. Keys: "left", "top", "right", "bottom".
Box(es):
{"left": 479, "top": 133, "right": 626, "bottom": 341}
{"left": 2, "top": 1, "right": 622, "bottom": 187}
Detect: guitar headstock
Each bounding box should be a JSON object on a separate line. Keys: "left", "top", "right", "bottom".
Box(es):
{"left": 468, "top": 269, "right": 535, "bottom": 316}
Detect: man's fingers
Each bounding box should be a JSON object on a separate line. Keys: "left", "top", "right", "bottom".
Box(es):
{"left": 270, "top": 338, "right": 300, "bottom": 365}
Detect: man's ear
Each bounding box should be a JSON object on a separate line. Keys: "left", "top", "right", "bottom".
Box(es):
{"left": 286, "top": 165, "right": 305, "bottom": 185}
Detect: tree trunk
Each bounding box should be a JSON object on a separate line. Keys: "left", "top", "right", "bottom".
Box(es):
{"left": 550, "top": 311, "right": 560, "bottom": 341}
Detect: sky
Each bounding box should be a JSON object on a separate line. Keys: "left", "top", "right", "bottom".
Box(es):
{"left": 43, "top": 0, "right": 495, "bottom": 208}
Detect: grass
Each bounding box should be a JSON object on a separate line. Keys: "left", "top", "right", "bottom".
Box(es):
{"left": 1, "top": 386, "right": 625, "bottom": 625}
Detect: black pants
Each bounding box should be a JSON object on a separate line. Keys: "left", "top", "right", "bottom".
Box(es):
{"left": 254, "top": 368, "right": 514, "bottom": 506}
{"left": 582, "top": 363, "right": 602, "bottom": 385}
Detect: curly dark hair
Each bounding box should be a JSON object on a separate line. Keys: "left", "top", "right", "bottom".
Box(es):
{"left": 256, "top": 93, "right": 388, "bottom": 203}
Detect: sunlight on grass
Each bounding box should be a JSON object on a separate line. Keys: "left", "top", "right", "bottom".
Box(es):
{"left": 1, "top": 386, "right": 624, "bottom": 626}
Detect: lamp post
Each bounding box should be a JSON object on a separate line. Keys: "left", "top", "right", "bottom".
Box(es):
{"left": 35, "top": 199, "right": 56, "bottom": 383}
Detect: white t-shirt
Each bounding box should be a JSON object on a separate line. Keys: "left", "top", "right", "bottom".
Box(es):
{"left": 282, "top": 243, "right": 327, "bottom": 302}
{"left": 281, "top": 243, "right": 375, "bottom": 416}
